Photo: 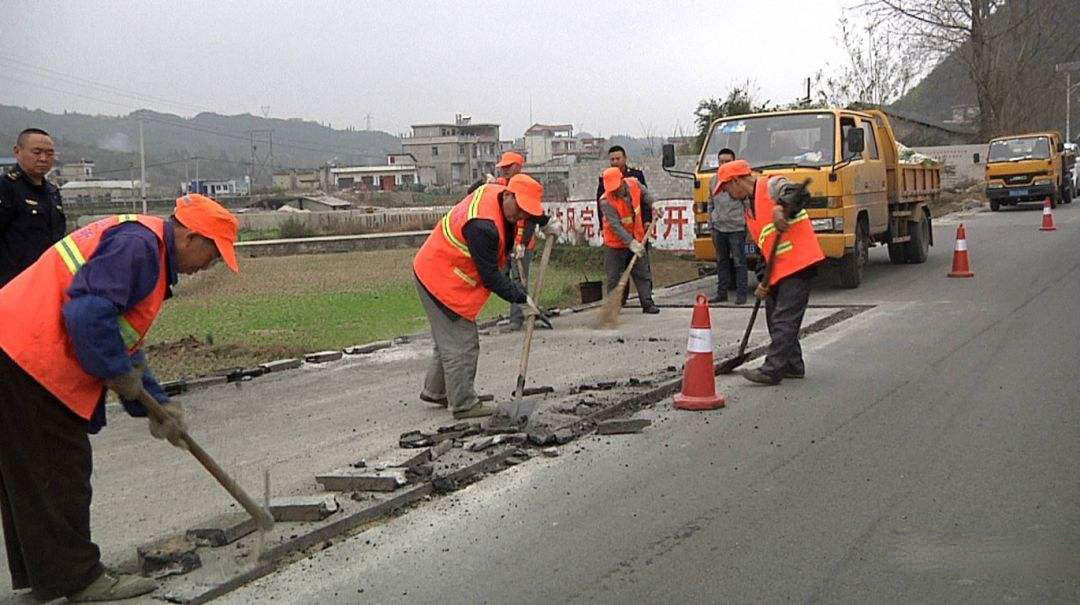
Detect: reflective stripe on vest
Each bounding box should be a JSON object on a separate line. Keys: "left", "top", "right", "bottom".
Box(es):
{"left": 601, "top": 178, "right": 645, "bottom": 249}
{"left": 745, "top": 177, "right": 825, "bottom": 285}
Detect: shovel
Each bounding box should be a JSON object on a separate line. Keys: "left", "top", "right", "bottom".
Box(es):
{"left": 136, "top": 388, "right": 275, "bottom": 531}
{"left": 717, "top": 229, "right": 784, "bottom": 375}
{"left": 492, "top": 231, "right": 556, "bottom": 427}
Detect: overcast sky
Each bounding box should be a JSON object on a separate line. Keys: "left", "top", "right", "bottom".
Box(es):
{"left": 3, "top": 0, "right": 849, "bottom": 139}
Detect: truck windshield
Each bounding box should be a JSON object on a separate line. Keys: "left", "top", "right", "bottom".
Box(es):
{"left": 988, "top": 137, "right": 1051, "bottom": 162}
{"left": 699, "top": 113, "right": 835, "bottom": 172}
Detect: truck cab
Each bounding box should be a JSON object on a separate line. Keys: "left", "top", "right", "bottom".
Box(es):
{"left": 982, "top": 131, "right": 1074, "bottom": 210}
{"left": 666, "top": 108, "right": 938, "bottom": 288}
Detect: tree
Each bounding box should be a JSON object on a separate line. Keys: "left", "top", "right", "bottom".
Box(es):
{"left": 693, "top": 82, "right": 770, "bottom": 150}
{"left": 817, "top": 15, "right": 924, "bottom": 107}
{"left": 861, "top": 0, "right": 1053, "bottom": 140}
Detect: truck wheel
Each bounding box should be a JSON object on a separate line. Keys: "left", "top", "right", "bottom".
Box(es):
{"left": 904, "top": 212, "right": 930, "bottom": 264}
{"left": 887, "top": 242, "right": 907, "bottom": 264}
{"left": 990, "top": 199, "right": 1000, "bottom": 212}
{"left": 838, "top": 220, "right": 868, "bottom": 288}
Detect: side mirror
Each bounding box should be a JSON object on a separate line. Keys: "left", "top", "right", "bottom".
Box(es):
{"left": 846, "top": 129, "right": 865, "bottom": 156}
{"left": 972, "top": 152, "right": 980, "bottom": 164}
{"left": 662, "top": 144, "right": 676, "bottom": 169}
{"left": 1058, "top": 142, "right": 1065, "bottom": 153}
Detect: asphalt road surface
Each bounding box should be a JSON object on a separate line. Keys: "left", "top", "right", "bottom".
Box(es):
{"left": 3, "top": 202, "right": 1078, "bottom": 603}
{"left": 224, "top": 203, "right": 1080, "bottom": 603}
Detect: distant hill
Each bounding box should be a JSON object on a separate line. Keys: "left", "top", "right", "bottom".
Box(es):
{"left": 893, "top": 0, "right": 1080, "bottom": 141}
{"left": 0, "top": 105, "right": 401, "bottom": 192}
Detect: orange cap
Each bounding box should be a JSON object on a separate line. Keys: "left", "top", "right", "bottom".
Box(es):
{"left": 602, "top": 167, "right": 623, "bottom": 194}
{"left": 711, "top": 159, "right": 752, "bottom": 195}
{"left": 496, "top": 151, "right": 525, "bottom": 168}
{"left": 506, "top": 174, "right": 544, "bottom": 216}
{"left": 174, "top": 194, "right": 240, "bottom": 272}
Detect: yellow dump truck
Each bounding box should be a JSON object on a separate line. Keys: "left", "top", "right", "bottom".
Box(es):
{"left": 980, "top": 131, "right": 1074, "bottom": 211}
{"left": 663, "top": 108, "right": 941, "bottom": 288}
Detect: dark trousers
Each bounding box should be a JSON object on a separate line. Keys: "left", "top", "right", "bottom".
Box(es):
{"left": 760, "top": 271, "right": 812, "bottom": 377}
{"left": 0, "top": 349, "right": 103, "bottom": 596}
{"left": 711, "top": 229, "right": 748, "bottom": 297}
{"left": 604, "top": 246, "right": 655, "bottom": 307}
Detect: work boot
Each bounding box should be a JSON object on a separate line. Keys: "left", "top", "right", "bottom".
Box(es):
{"left": 453, "top": 402, "right": 496, "bottom": 419}
{"left": 642, "top": 303, "right": 660, "bottom": 314}
{"left": 739, "top": 368, "right": 782, "bottom": 385}
{"left": 782, "top": 368, "right": 805, "bottom": 379}
{"left": 420, "top": 393, "right": 448, "bottom": 407}
{"left": 708, "top": 293, "right": 728, "bottom": 304}
{"left": 735, "top": 294, "right": 747, "bottom": 305}
{"left": 67, "top": 570, "right": 156, "bottom": 602}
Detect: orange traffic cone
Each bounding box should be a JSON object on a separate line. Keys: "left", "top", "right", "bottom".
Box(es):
{"left": 1040, "top": 198, "right": 1057, "bottom": 231}
{"left": 948, "top": 223, "right": 974, "bottom": 278}
{"left": 673, "top": 294, "right": 725, "bottom": 411}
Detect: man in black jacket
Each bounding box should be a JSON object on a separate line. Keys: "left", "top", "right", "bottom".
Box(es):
{"left": 596, "top": 145, "right": 650, "bottom": 228}
{"left": 0, "top": 128, "right": 65, "bottom": 286}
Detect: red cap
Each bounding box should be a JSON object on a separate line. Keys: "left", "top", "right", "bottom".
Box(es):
{"left": 496, "top": 151, "right": 525, "bottom": 168}
{"left": 506, "top": 174, "right": 544, "bottom": 216}
{"left": 174, "top": 194, "right": 240, "bottom": 272}
{"left": 711, "top": 159, "right": 752, "bottom": 195}
{"left": 602, "top": 167, "right": 623, "bottom": 194}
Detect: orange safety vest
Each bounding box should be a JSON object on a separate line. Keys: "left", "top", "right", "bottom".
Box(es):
{"left": 413, "top": 185, "right": 510, "bottom": 321}
{"left": 744, "top": 177, "right": 824, "bottom": 286}
{"left": 601, "top": 177, "right": 645, "bottom": 249}
{"left": 0, "top": 214, "right": 170, "bottom": 419}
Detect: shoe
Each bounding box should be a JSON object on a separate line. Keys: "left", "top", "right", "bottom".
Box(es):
{"left": 735, "top": 294, "right": 747, "bottom": 305}
{"left": 67, "top": 571, "right": 156, "bottom": 602}
{"left": 782, "top": 369, "right": 805, "bottom": 379}
{"left": 452, "top": 402, "right": 496, "bottom": 419}
{"left": 507, "top": 321, "right": 524, "bottom": 332}
{"left": 420, "top": 393, "right": 449, "bottom": 407}
{"left": 642, "top": 304, "right": 660, "bottom": 314}
{"left": 739, "top": 368, "right": 782, "bottom": 385}
{"left": 708, "top": 294, "right": 728, "bottom": 304}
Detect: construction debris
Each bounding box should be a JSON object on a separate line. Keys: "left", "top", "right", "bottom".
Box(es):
{"left": 316, "top": 468, "right": 408, "bottom": 492}
{"left": 304, "top": 350, "right": 343, "bottom": 363}
{"left": 269, "top": 494, "right": 339, "bottom": 522}
{"left": 596, "top": 418, "right": 652, "bottom": 435}
{"left": 137, "top": 534, "right": 201, "bottom": 578}
{"left": 186, "top": 375, "right": 229, "bottom": 390}
{"left": 541, "top": 447, "right": 560, "bottom": 458}
{"left": 186, "top": 512, "right": 257, "bottom": 547}
{"left": 259, "top": 358, "right": 302, "bottom": 373}
{"left": 344, "top": 340, "right": 391, "bottom": 355}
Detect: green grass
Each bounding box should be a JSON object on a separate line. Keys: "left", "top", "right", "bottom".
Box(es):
{"left": 144, "top": 245, "right": 699, "bottom": 380}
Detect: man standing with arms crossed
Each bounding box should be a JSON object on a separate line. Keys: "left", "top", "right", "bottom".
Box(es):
{"left": 707, "top": 148, "right": 748, "bottom": 304}
{"left": 0, "top": 128, "right": 66, "bottom": 287}
{"left": 714, "top": 159, "right": 823, "bottom": 384}
{"left": 0, "top": 194, "right": 240, "bottom": 601}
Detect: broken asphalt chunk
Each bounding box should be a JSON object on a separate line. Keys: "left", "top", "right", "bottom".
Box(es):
{"left": 260, "top": 358, "right": 302, "bottom": 373}
{"left": 316, "top": 468, "right": 408, "bottom": 492}
{"left": 137, "top": 534, "right": 201, "bottom": 578}
{"left": 344, "top": 340, "right": 392, "bottom": 355}
{"left": 541, "top": 447, "right": 560, "bottom": 458}
{"left": 305, "top": 350, "right": 343, "bottom": 364}
{"left": 596, "top": 418, "right": 652, "bottom": 435}
{"left": 399, "top": 430, "right": 434, "bottom": 448}
{"left": 186, "top": 512, "right": 257, "bottom": 547}
{"left": 269, "top": 494, "right": 339, "bottom": 522}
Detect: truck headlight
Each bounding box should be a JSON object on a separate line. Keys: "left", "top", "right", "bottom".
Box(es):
{"left": 811, "top": 218, "right": 834, "bottom": 232}
{"left": 1033, "top": 177, "right": 1052, "bottom": 185}
{"left": 987, "top": 182, "right": 1003, "bottom": 189}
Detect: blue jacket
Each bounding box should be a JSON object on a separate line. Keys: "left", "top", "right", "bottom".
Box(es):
{"left": 61, "top": 220, "right": 178, "bottom": 433}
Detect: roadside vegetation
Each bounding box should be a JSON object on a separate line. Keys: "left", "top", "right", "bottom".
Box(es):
{"left": 145, "top": 245, "right": 700, "bottom": 380}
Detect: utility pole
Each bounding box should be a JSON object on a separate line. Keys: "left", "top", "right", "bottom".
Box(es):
{"left": 1055, "top": 61, "right": 1080, "bottom": 143}
{"left": 129, "top": 162, "right": 135, "bottom": 211}
{"left": 194, "top": 156, "right": 199, "bottom": 185}
{"left": 138, "top": 120, "right": 147, "bottom": 213}
{"left": 365, "top": 113, "right": 372, "bottom": 131}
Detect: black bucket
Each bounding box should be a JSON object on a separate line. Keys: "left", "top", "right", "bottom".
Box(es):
{"left": 579, "top": 280, "right": 603, "bottom": 304}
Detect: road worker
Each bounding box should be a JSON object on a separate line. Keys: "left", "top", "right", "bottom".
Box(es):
{"left": 599, "top": 166, "right": 660, "bottom": 314}
{"left": 468, "top": 152, "right": 539, "bottom": 330}
{"left": 0, "top": 128, "right": 66, "bottom": 287}
{"left": 0, "top": 194, "right": 239, "bottom": 601}
{"left": 714, "top": 159, "right": 824, "bottom": 384}
{"left": 414, "top": 174, "right": 558, "bottom": 419}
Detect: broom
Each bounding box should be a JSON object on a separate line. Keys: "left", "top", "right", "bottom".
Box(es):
{"left": 593, "top": 217, "right": 659, "bottom": 329}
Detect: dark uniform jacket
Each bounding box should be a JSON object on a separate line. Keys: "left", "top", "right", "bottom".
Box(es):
{"left": 0, "top": 168, "right": 66, "bottom": 286}
{"left": 596, "top": 166, "right": 650, "bottom": 228}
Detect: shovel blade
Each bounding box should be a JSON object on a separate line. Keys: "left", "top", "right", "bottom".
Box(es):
{"left": 717, "top": 354, "right": 749, "bottom": 375}
{"left": 489, "top": 397, "right": 539, "bottom": 432}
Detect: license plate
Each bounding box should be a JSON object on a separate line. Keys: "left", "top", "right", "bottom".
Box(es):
{"left": 745, "top": 243, "right": 758, "bottom": 256}
{"left": 1009, "top": 189, "right": 1029, "bottom": 197}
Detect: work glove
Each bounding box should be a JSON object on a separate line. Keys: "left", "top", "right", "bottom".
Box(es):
{"left": 513, "top": 243, "right": 525, "bottom": 259}
{"left": 484, "top": 173, "right": 498, "bottom": 184}
{"left": 149, "top": 402, "right": 188, "bottom": 450}
{"left": 541, "top": 217, "right": 562, "bottom": 237}
{"left": 629, "top": 240, "right": 645, "bottom": 256}
{"left": 104, "top": 364, "right": 145, "bottom": 402}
